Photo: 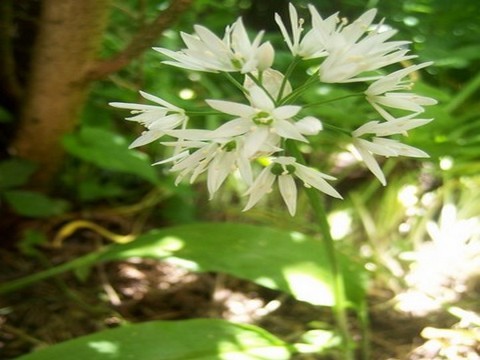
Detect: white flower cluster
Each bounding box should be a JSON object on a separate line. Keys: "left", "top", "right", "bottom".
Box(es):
{"left": 110, "top": 3, "right": 436, "bottom": 216}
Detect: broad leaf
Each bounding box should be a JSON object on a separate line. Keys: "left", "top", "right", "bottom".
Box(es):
{"left": 18, "top": 319, "right": 292, "bottom": 360}
{"left": 62, "top": 127, "right": 158, "bottom": 184}
{"left": 1, "top": 223, "right": 366, "bottom": 307}
{"left": 101, "top": 223, "right": 366, "bottom": 307}
{"left": 0, "top": 158, "right": 36, "bottom": 191}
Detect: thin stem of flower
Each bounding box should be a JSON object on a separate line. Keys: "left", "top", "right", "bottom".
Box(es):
{"left": 322, "top": 122, "right": 353, "bottom": 136}
{"left": 185, "top": 109, "right": 222, "bottom": 117}
{"left": 280, "top": 71, "right": 320, "bottom": 105}
{"left": 302, "top": 93, "right": 364, "bottom": 109}
{"left": 245, "top": 72, "right": 277, "bottom": 104}
{"left": 224, "top": 72, "right": 247, "bottom": 93}
{"left": 445, "top": 70, "right": 480, "bottom": 114}
{"left": 286, "top": 141, "right": 355, "bottom": 360}
{"left": 277, "top": 56, "right": 301, "bottom": 102}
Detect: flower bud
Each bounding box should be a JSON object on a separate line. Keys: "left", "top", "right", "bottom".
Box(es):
{"left": 256, "top": 42, "right": 275, "bottom": 71}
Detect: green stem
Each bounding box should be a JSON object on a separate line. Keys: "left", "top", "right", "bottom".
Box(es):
{"left": 277, "top": 57, "right": 301, "bottom": 102}
{"left": 245, "top": 72, "right": 277, "bottom": 104}
{"left": 302, "top": 93, "right": 363, "bottom": 109}
{"left": 305, "top": 188, "right": 354, "bottom": 359}
{"left": 185, "top": 109, "right": 222, "bottom": 117}
{"left": 322, "top": 122, "right": 353, "bottom": 135}
{"left": 358, "top": 299, "right": 371, "bottom": 360}
{"left": 280, "top": 71, "right": 320, "bottom": 105}
{"left": 445, "top": 70, "right": 480, "bottom": 114}
{"left": 223, "top": 72, "right": 247, "bottom": 93}
{"left": 0, "top": 250, "right": 105, "bottom": 294}
{"left": 287, "top": 142, "right": 354, "bottom": 359}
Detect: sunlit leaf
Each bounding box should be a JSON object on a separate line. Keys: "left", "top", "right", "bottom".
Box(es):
{"left": 18, "top": 319, "right": 292, "bottom": 360}
{"left": 99, "top": 223, "right": 366, "bottom": 307}
{"left": 0, "top": 223, "right": 366, "bottom": 308}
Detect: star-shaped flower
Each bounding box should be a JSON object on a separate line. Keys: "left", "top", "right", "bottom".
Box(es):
{"left": 275, "top": 3, "right": 336, "bottom": 59}
{"left": 154, "top": 18, "right": 274, "bottom": 74}
{"left": 365, "top": 62, "right": 438, "bottom": 120}
{"left": 206, "top": 86, "right": 322, "bottom": 157}
{"left": 156, "top": 137, "right": 252, "bottom": 199}
{"left": 351, "top": 115, "right": 430, "bottom": 185}
{"left": 109, "top": 91, "right": 187, "bottom": 148}
{"left": 318, "top": 9, "right": 416, "bottom": 83}
{"left": 244, "top": 156, "right": 342, "bottom": 216}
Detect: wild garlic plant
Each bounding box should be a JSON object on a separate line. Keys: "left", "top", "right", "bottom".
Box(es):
{"left": 109, "top": 5, "right": 438, "bottom": 357}
{"left": 110, "top": 3, "right": 436, "bottom": 217}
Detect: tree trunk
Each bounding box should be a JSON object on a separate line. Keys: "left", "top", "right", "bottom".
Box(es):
{"left": 10, "top": 0, "right": 112, "bottom": 188}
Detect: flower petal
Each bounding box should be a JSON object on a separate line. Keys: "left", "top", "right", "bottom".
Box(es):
{"left": 352, "top": 139, "right": 387, "bottom": 185}
{"left": 243, "top": 167, "right": 276, "bottom": 211}
{"left": 278, "top": 174, "right": 297, "bottom": 216}
{"left": 295, "top": 116, "right": 323, "bottom": 135}
{"left": 295, "top": 165, "right": 342, "bottom": 198}
{"left": 243, "top": 127, "right": 270, "bottom": 157}
{"left": 249, "top": 86, "right": 275, "bottom": 110}
{"left": 274, "top": 120, "right": 308, "bottom": 142}
{"left": 206, "top": 99, "right": 255, "bottom": 117}
{"left": 129, "top": 130, "right": 163, "bottom": 148}
{"left": 211, "top": 118, "right": 251, "bottom": 138}
{"left": 272, "top": 105, "right": 301, "bottom": 120}
{"left": 207, "top": 151, "right": 235, "bottom": 198}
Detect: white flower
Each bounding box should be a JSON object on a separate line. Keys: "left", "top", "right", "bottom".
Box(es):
{"left": 243, "top": 156, "right": 342, "bottom": 216}
{"left": 154, "top": 18, "right": 274, "bottom": 73}
{"left": 206, "top": 86, "right": 322, "bottom": 157}
{"left": 353, "top": 114, "right": 432, "bottom": 137}
{"left": 318, "top": 9, "right": 416, "bottom": 83}
{"left": 109, "top": 91, "right": 187, "bottom": 148}
{"left": 275, "top": 3, "right": 333, "bottom": 59}
{"left": 351, "top": 136, "right": 429, "bottom": 186}
{"left": 243, "top": 69, "right": 292, "bottom": 100}
{"left": 156, "top": 138, "right": 252, "bottom": 199}
{"left": 365, "top": 62, "right": 438, "bottom": 120}
{"left": 295, "top": 116, "right": 323, "bottom": 135}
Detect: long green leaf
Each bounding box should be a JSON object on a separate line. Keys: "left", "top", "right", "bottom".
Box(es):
{"left": 17, "top": 319, "right": 292, "bottom": 360}
{"left": 1, "top": 223, "right": 366, "bottom": 307}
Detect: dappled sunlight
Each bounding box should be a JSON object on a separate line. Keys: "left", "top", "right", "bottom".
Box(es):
{"left": 328, "top": 210, "right": 353, "bottom": 240}
{"left": 396, "top": 202, "right": 480, "bottom": 316}
{"left": 88, "top": 341, "right": 119, "bottom": 355}
{"left": 114, "top": 235, "right": 185, "bottom": 259}
{"left": 253, "top": 276, "right": 277, "bottom": 290}
{"left": 282, "top": 263, "right": 333, "bottom": 306}
{"left": 288, "top": 231, "right": 307, "bottom": 243}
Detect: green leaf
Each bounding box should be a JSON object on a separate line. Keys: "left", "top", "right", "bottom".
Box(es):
{"left": 0, "top": 223, "right": 366, "bottom": 308}
{"left": 18, "top": 229, "right": 48, "bottom": 257}
{"left": 100, "top": 223, "right": 366, "bottom": 307}
{"left": 18, "top": 319, "right": 292, "bottom": 360}
{"left": 0, "top": 158, "right": 37, "bottom": 191}
{"left": 62, "top": 127, "right": 158, "bottom": 184}
{"left": 4, "top": 190, "right": 70, "bottom": 218}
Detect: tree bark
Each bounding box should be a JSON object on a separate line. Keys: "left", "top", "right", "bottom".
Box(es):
{"left": 87, "top": 0, "right": 194, "bottom": 81}
{"left": 10, "top": 0, "right": 112, "bottom": 188}
{"left": 9, "top": 0, "right": 194, "bottom": 189}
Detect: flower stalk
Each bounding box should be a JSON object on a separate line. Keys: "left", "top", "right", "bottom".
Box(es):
{"left": 287, "top": 140, "right": 354, "bottom": 359}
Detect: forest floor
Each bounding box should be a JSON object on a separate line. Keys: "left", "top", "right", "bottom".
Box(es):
{"left": 1, "top": 230, "right": 479, "bottom": 360}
